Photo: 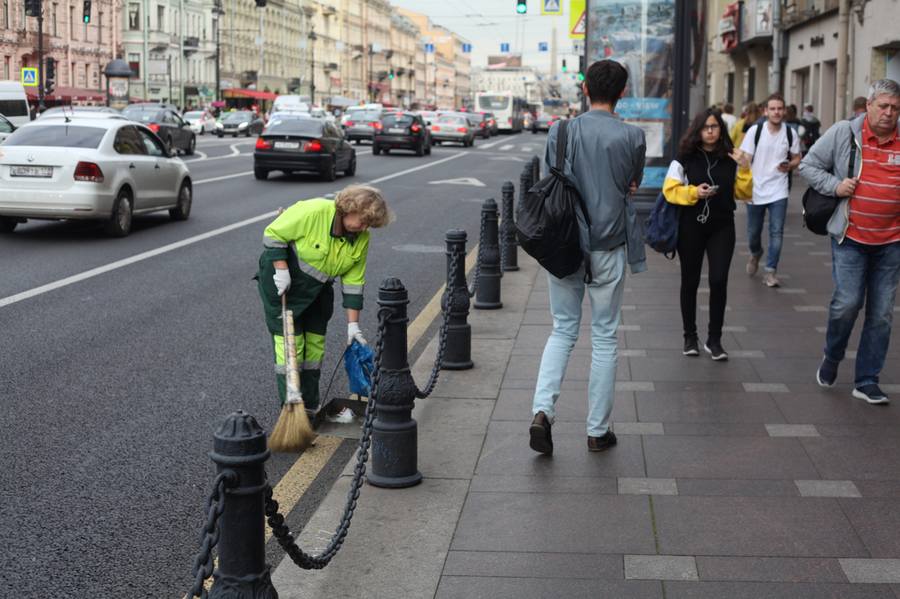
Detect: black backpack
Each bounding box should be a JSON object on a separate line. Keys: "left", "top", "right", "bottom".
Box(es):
{"left": 515, "top": 119, "right": 592, "bottom": 281}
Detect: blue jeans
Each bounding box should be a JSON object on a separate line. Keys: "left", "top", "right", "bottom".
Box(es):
{"left": 746, "top": 198, "right": 788, "bottom": 272}
{"left": 532, "top": 247, "right": 626, "bottom": 437}
{"left": 824, "top": 238, "right": 900, "bottom": 386}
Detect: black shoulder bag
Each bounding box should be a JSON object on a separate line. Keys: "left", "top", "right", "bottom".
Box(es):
{"left": 801, "top": 132, "right": 856, "bottom": 236}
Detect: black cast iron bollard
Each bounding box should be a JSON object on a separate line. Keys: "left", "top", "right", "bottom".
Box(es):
{"left": 367, "top": 278, "right": 423, "bottom": 489}
{"left": 442, "top": 229, "right": 474, "bottom": 370}
{"left": 474, "top": 199, "right": 503, "bottom": 310}
{"left": 500, "top": 181, "right": 519, "bottom": 272}
{"left": 531, "top": 155, "right": 541, "bottom": 186}
{"left": 208, "top": 411, "right": 277, "bottom": 598}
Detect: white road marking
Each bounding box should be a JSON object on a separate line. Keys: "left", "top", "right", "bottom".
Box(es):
{"left": 195, "top": 171, "right": 253, "bottom": 185}
{"left": 488, "top": 156, "right": 526, "bottom": 162}
{"left": 477, "top": 139, "right": 507, "bottom": 150}
{"left": 499, "top": 144, "right": 514, "bottom": 151}
{"left": 428, "top": 176, "right": 485, "bottom": 187}
{"left": 228, "top": 143, "right": 242, "bottom": 156}
{"left": 1, "top": 150, "right": 472, "bottom": 308}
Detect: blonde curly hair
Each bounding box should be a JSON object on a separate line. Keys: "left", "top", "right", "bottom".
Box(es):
{"left": 334, "top": 185, "right": 393, "bottom": 228}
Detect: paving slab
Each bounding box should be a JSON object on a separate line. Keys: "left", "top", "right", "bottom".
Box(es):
{"left": 695, "top": 556, "right": 849, "bottom": 582}
{"left": 469, "top": 473, "right": 618, "bottom": 494}
{"left": 653, "top": 496, "right": 868, "bottom": 557}
{"left": 451, "top": 491, "right": 656, "bottom": 554}
{"left": 411, "top": 337, "right": 513, "bottom": 399}
{"left": 413, "top": 397, "right": 495, "bottom": 478}
{"left": 625, "top": 554, "right": 699, "bottom": 580}
{"left": 795, "top": 479, "right": 862, "bottom": 498}
{"left": 635, "top": 392, "right": 784, "bottom": 423}
{"left": 435, "top": 577, "right": 664, "bottom": 599}
{"left": 801, "top": 437, "right": 900, "bottom": 480}
{"left": 492, "top": 389, "right": 637, "bottom": 423}
{"left": 442, "top": 550, "right": 623, "bottom": 580}
{"left": 840, "top": 499, "right": 900, "bottom": 557}
{"left": 663, "top": 581, "right": 897, "bottom": 598}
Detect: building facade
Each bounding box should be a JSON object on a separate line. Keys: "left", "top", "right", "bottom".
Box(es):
{"left": 2, "top": 0, "right": 122, "bottom": 102}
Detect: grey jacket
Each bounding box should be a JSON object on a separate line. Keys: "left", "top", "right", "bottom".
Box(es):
{"left": 797, "top": 114, "right": 865, "bottom": 241}
{"left": 545, "top": 110, "right": 647, "bottom": 274}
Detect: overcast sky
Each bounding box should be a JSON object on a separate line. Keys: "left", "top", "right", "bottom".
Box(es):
{"left": 389, "top": 0, "right": 583, "bottom": 72}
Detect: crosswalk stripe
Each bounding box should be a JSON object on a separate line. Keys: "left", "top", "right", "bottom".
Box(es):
{"left": 500, "top": 144, "right": 514, "bottom": 151}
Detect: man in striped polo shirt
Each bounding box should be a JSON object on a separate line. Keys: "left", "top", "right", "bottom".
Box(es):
{"left": 799, "top": 79, "right": 900, "bottom": 404}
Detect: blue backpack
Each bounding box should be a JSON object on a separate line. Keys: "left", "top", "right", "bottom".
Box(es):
{"left": 643, "top": 192, "right": 679, "bottom": 259}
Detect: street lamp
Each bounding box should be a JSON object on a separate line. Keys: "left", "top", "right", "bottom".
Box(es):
{"left": 213, "top": 0, "right": 224, "bottom": 103}
{"left": 308, "top": 29, "right": 317, "bottom": 106}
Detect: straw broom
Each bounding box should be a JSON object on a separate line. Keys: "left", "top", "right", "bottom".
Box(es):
{"left": 269, "top": 295, "right": 316, "bottom": 452}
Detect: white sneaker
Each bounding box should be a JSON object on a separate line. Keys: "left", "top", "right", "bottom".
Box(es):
{"left": 764, "top": 272, "right": 780, "bottom": 287}
{"left": 326, "top": 407, "right": 355, "bottom": 424}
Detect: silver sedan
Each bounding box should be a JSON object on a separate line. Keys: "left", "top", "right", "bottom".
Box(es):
{"left": 0, "top": 116, "right": 192, "bottom": 237}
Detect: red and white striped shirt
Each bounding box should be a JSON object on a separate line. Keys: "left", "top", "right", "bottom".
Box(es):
{"left": 846, "top": 118, "right": 900, "bottom": 245}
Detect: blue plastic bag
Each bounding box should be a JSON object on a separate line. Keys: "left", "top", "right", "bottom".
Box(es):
{"left": 344, "top": 340, "right": 375, "bottom": 397}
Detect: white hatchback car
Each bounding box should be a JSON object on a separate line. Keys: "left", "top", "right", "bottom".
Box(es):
{"left": 183, "top": 109, "right": 217, "bottom": 135}
{"left": 0, "top": 117, "right": 192, "bottom": 237}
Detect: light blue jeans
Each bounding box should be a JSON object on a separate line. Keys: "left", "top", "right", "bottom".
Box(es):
{"left": 532, "top": 247, "right": 626, "bottom": 437}
{"left": 747, "top": 198, "right": 788, "bottom": 272}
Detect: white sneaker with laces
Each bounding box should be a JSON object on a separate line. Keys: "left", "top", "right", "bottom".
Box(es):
{"left": 326, "top": 407, "right": 355, "bottom": 424}
{"left": 764, "top": 272, "right": 780, "bottom": 287}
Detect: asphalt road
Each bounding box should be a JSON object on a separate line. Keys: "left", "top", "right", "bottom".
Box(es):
{"left": 0, "top": 129, "right": 546, "bottom": 597}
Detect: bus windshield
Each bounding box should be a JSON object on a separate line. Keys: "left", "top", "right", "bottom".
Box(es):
{"left": 478, "top": 95, "right": 510, "bottom": 111}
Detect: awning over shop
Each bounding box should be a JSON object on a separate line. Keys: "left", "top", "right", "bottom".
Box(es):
{"left": 223, "top": 88, "right": 277, "bottom": 101}
{"left": 25, "top": 86, "right": 106, "bottom": 102}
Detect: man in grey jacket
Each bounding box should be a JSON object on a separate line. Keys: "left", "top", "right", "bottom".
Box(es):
{"left": 798, "top": 78, "right": 900, "bottom": 405}
{"left": 529, "top": 60, "right": 646, "bottom": 455}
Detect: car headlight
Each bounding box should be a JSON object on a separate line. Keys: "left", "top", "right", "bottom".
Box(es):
{"left": 216, "top": 122, "right": 223, "bottom": 128}
{"left": 238, "top": 122, "right": 248, "bottom": 129}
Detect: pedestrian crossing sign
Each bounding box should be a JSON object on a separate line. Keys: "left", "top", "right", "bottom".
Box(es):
{"left": 541, "top": 0, "right": 562, "bottom": 15}
{"left": 569, "top": 0, "right": 585, "bottom": 39}
{"left": 21, "top": 67, "right": 38, "bottom": 87}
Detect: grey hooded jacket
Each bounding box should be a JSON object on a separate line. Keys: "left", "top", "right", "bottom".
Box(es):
{"left": 544, "top": 110, "right": 647, "bottom": 274}
{"left": 797, "top": 114, "right": 865, "bottom": 241}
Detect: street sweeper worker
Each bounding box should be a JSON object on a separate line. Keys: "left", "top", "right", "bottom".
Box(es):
{"left": 257, "top": 185, "right": 392, "bottom": 414}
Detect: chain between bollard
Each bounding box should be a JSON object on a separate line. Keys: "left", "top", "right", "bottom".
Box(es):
{"left": 263, "top": 307, "right": 389, "bottom": 570}
{"left": 185, "top": 470, "right": 239, "bottom": 599}
{"left": 466, "top": 211, "right": 487, "bottom": 298}
{"left": 413, "top": 251, "right": 458, "bottom": 399}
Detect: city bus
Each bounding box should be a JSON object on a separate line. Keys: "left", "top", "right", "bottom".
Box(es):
{"left": 475, "top": 91, "right": 526, "bottom": 132}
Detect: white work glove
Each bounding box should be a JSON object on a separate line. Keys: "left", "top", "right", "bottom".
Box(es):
{"left": 273, "top": 268, "right": 291, "bottom": 296}
{"left": 347, "top": 322, "right": 367, "bottom": 346}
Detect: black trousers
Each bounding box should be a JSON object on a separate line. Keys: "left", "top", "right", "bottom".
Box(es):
{"left": 676, "top": 214, "right": 736, "bottom": 342}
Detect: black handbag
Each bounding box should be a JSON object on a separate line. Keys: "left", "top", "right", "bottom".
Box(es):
{"left": 802, "top": 132, "right": 857, "bottom": 236}
{"left": 515, "top": 119, "right": 593, "bottom": 281}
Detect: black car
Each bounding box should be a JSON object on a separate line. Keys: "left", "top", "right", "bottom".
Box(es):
{"left": 121, "top": 104, "right": 196, "bottom": 155}
{"left": 254, "top": 118, "right": 356, "bottom": 181}
{"left": 217, "top": 110, "right": 265, "bottom": 138}
{"left": 472, "top": 113, "right": 493, "bottom": 139}
{"left": 372, "top": 112, "right": 432, "bottom": 156}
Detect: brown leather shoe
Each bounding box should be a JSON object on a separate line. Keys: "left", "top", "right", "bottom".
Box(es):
{"left": 529, "top": 411, "right": 553, "bottom": 455}
{"left": 587, "top": 430, "right": 617, "bottom": 452}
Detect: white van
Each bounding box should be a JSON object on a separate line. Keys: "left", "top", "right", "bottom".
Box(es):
{"left": 272, "top": 95, "right": 309, "bottom": 114}
{"left": 0, "top": 81, "right": 32, "bottom": 127}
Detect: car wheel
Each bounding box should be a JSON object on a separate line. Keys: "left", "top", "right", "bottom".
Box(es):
{"left": 354, "top": 139, "right": 360, "bottom": 145}
{"left": 254, "top": 168, "right": 269, "bottom": 180}
{"left": 216, "top": 132, "right": 223, "bottom": 138}
{"left": 415, "top": 141, "right": 424, "bottom": 157}
{"left": 384, "top": 148, "right": 390, "bottom": 155}
{"left": 372, "top": 144, "right": 380, "bottom": 155}
{"left": 0, "top": 217, "right": 19, "bottom": 233}
{"left": 425, "top": 143, "right": 432, "bottom": 156}
{"left": 322, "top": 158, "right": 337, "bottom": 182}
{"left": 184, "top": 135, "right": 196, "bottom": 156}
{"left": 104, "top": 189, "right": 133, "bottom": 237}
{"left": 245, "top": 129, "right": 251, "bottom": 137}
{"left": 169, "top": 180, "right": 192, "bottom": 221}
{"left": 233, "top": 133, "right": 238, "bottom": 138}
{"left": 344, "top": 154, "right": 357, "bottom": 176}
{"left": 435, "top": 140, "right": 441, "bottom": 145}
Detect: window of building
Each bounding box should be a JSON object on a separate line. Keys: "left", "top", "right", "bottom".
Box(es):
{"left": 747, "top": 67, "right": 756, "bottom": 102}
{"left": 70, "top": 62, "right": 76, "bottom": 87}
{"left": 3, "top": 56, "right": 10, "bottom": 80}
{"left": 50, "top": 3, "right": 57, "bottom": 36}
{"left": 98, "top": 12, "right": 102, "bottom": 44}
{"left": 157, "top": 5, "right": 165, "bottom": 29}
{"left": 84, "top": 64, "right": 90, "bottom": 89}
{"left": 1, "top": 1, "right": 7, "bottom": 29}
{"left": 726, "top": 72, "right": 734, "bottom": 104}
{"left": 69, "top": 5, "right": 75, "bottom": 39}
{"left": 128, "top": 3, "right": 139, "bottom": 30}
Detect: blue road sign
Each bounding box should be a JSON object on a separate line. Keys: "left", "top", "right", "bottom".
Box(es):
{"left": 21, "top": 67, "right": 38, "bottom": 87}
{"left": 538, "top": 42, "right": 549, "bottom": 52}
{"left": 500, "top": 43, "right": 510, "bottom": 53}
{"left": 425, "top": 43, "right": 435, "bottom": 53}
{"left": 461, "top": 43, "right": 472, "bottom": 53}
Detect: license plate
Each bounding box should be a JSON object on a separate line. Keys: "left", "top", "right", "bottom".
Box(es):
{"left": 10, "top": 165, "right": 52, "bottom": 178}
{"left": 388, "top": 128, "right": 406, "bottom": 134}
{"left": 274, "top": 141, "right": 300, "bottom": 149}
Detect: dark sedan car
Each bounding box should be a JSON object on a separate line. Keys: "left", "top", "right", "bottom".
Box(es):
{"left": 472, "top": 113, "right": 494, "bottom": 139}
{"left": 254, "top": 119, "right": 356, "bottom": 181}
{"left": 121, "top": 104, "right": 196, "bottom": 155}
{"left": 217, "top": 110, "right": 265, "bottom": 138}
{"left": 532, "top": 114, "right": 559, "bottom": 134}
{"left": 372, "top": 112, "right": 432, "bottom": 156}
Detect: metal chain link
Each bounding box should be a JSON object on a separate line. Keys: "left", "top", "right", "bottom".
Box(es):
{"left": 467, "top": 213, "right": 487, "bottom": 298}
{"left": 415, "top": 250, "right": 457, "bottom": 399}
{"left": 185, "top": 470, "right": 237, "bottom": 599}
{"left": 263, "top": 307, "right": 389, "bottom": 570}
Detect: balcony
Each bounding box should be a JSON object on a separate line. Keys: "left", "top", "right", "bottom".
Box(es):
{"left": 148, "top": 31, "right": 176, "bottom": 52}
{"left": 183, "top": 36, "right": 199, "bottom": 55}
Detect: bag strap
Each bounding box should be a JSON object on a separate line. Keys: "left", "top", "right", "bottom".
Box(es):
{"left": 848, "top": 129, "right": 857, "bottom": 178}
{"left": 556, "top": 118, "right": 568, "bottom": 171}
{"left": 558, "top": 119, "right": 594, "bottom": 283}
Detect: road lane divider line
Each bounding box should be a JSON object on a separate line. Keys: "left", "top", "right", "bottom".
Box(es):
{"left": 477, "top": 139, "right": 507, "bottom": 150}
{"left": 2, "top": 149, "right": 482, "bottom": 310}
{"left": 188, "top": 148, "right": 374, "bottom": 165}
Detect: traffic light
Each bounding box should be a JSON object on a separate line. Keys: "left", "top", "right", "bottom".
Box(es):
{"left": 577, "top": 55, "right": 585, "bottom": 81}
{"left": 45, "top": 57, "right": 56, "bottom": 94}
{"left": 388, "top": 69, "right": 395, "bottom": 80}
{"left": 82, "top": 0, "right": 91, "bottom": 23}
{"left": 516, "top": 0, "right": 526, "bottom": 14}
{"left": 561, "top": 59, "right": 567, "bottom": 73}
{"left": 24, "top": 0, "right": 41, "bottom": 17}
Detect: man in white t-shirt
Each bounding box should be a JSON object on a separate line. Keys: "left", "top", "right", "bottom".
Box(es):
{"left": 739, "top": 93, "right": 802, "bottom": 287}
{"left": 721, "top": 103, "right": 738, "bottom": 132}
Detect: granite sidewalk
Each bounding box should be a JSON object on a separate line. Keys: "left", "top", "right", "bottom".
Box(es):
{"left": 272, "top": 191, "right": 900, "bottom": 598}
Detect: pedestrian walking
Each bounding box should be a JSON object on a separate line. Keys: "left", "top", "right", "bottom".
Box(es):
{"left": 800, "top": 104, "right": 821, "bottom": 155}
{"left": 256, "top": 185, "right": 392, "bottom": 420}
{"left": 798, "top": 78, "right": 900, "bottom": 405}
{"left": 730, "top": 101, "right": 760, "bottom": 148}
{"left": 740, "top": 93, "right": 802, "bottom": 287}
{"left": 528, "top": 59, "right": 646, "bottom": 456}
{"left": 662, "top": 109, "right": 753, "bottom": 361}
{"left": 720, "top": 103, "right": 738, "bottom": 133}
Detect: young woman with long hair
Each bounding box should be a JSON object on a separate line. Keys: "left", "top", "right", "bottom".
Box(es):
{"left": 663, "top": 109, "right": 753, "bottom": 360}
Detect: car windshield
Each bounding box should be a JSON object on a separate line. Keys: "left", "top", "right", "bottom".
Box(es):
{"left": 224, "top": 112, "right": 251, "bottom": 123}
{"left": 4, "top": 125, "right": 107, "bottom": 148}
{"left": 265, "top": 120, "right": 324, "bottom": 136}
{"left": 478, "top": 95, "right": 510, "bottom": 110}
{"left": 122, "top": 107, "right": 161, "bottom": 122}
{"left": 382, "top": 115, "right": 414, "bottom": 127}
{"left": 357, "top": 111, "right": 381, "bottom": 122}
{"left": 437, "top": 116, "right": 465, "bottom": 125}
{"left": 184, "top": 111, "right": 204, "bottom": 119}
